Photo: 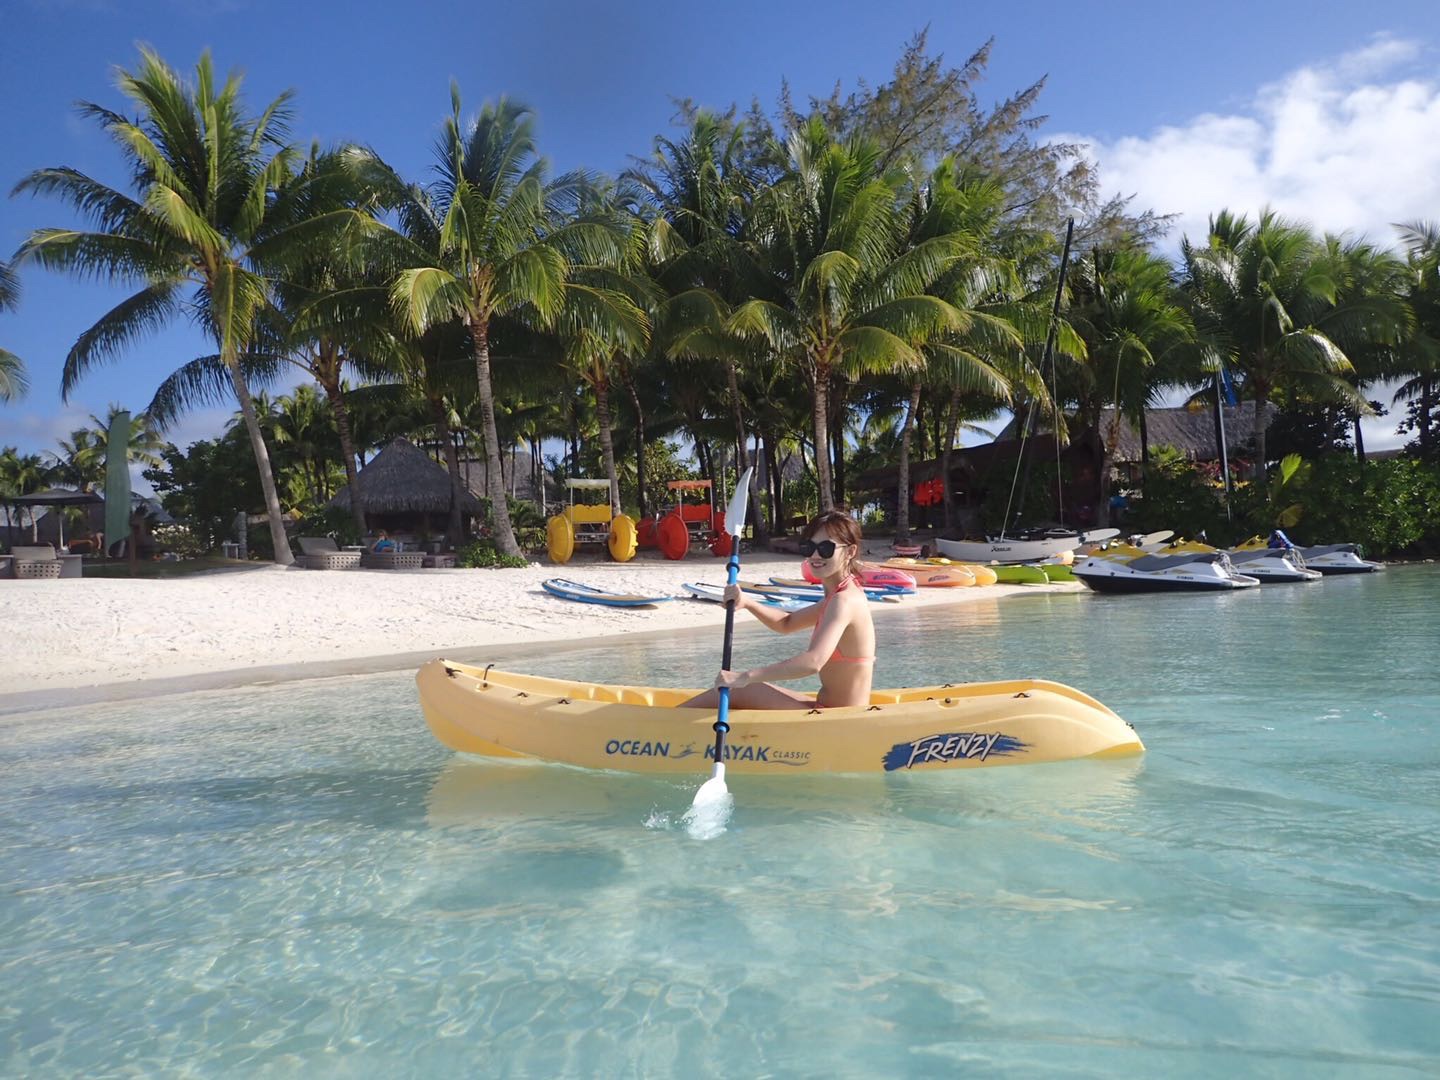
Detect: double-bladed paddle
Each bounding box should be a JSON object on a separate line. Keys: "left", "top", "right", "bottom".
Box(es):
{"left": 688, "top": 467, "right": 754, "bottom": 825}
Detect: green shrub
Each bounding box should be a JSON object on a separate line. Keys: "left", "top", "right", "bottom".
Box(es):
{"left": 457, "top": 539, "right": 530, "bottom": 569}
{"left": 151, "top": 523, "right": 208, "bottom": 559}
{"left": 298, "top": 505, "right": 363, "bottom": 547}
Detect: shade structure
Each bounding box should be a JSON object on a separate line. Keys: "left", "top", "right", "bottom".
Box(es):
{"left": 4, "top": 487, "right": 103, "bottom": 549}
{"left": 328, "top": 438, "right": 484, "bottom": 519}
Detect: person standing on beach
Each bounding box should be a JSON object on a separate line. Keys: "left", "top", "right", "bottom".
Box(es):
{"left": 683, "top": 510, "right": 876, "bottom": 710}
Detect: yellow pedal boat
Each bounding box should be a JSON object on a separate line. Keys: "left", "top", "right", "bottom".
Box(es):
{"left": 417, "top": 660, "right": 1144, "bottom": 774}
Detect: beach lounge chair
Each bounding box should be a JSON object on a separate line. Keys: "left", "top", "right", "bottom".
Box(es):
{"left": 9, "top": 544, "right": 83, "bottom": 579}
{"left": 423, "top": 552, "right": 457, "bottom": 569}
{"left": 361, "top": 547, "right": 425, "bottom": 570}
{"left": 295, "top": 536, "right": 362, "bottom": 570}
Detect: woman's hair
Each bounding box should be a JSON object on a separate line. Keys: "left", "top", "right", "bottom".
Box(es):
{"left": 805, "top": 509, "right": 863, "bottom": 578}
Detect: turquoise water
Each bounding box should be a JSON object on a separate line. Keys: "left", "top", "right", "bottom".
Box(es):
{"left": 2, "top": 567, "right": 1437, "bottom": 1077}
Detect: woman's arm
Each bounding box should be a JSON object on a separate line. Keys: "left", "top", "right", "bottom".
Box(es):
{"left": 726, "top": 585, "right": 822, "bottom": 635}
{"left": 722, "top": 592, "right": 853, "bottom": 686}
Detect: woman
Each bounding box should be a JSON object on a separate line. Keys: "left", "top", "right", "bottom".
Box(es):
{"left": 684, "top": 510, "right": 876, "bottom": 710}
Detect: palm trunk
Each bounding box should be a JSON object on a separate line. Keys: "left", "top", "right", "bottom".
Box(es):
{"left": 594, "top": 371, "right": 621, "bottom": 516}
{"left": 625, "top": 374, "right": 647, "bottom": 519}
{"left": 773, "top": 446, "right": 788, "bottom": 530}
{"left": 725, "top": 359, "right": 767, "bottom": 539}
{"left": 895, "top": 379, "right": 921, "bottom": 542}
{"left": 940, "top": 384, "right": 961, "bottom": 531}
{"left": 470, "top": 319, "right": 522, "bottom": 556}
{"left": 1421, "top": 375, "right": 1433, "bottom": 457}
{"left": 428, "top": 394, "right": 465, "bottom": 549}
{"left": 1253, "top": 388, "right": 1268, "bottom": 491}
{"left": 227, "top": 361, "right": 293, "bottom": 566}
{"left": 812, "top": 362, "right": 835, "bottom": 511}
{"left": 1139, "top": 407, "right": 1150, "bottom": 475}
{"left": 1354, "top": 412, "right": 1367, "bottom": 470}
{"left": 322, "top": 376, "right": 367, "bottom": 537}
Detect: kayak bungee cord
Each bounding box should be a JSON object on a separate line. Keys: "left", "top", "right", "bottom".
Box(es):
{"left": 684, "top": 467, "right": 753, "bottom": 839}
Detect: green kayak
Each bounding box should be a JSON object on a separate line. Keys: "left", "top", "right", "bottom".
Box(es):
{"left": 993, "top": 564, "right": 1049, "bottom": 585}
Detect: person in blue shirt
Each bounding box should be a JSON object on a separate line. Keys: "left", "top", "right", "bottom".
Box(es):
{"left": 1267, "top": 529, "right": 1294, "bottom": 550}
{"left": 371, "top": 530, "right": 397, "bottom": 553}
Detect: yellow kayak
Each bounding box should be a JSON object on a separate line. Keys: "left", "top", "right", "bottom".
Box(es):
{"left": 417, "top": 660, "right": 1144, "bottom": 774}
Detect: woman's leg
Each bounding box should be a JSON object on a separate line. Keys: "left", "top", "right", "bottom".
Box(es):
{"left": 680, "top": 682, "right": 817, "bottom": 710}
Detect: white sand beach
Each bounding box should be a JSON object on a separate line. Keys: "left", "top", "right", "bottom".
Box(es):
{"left": 0, "top": 552, "right": 1074, "bottom": 702}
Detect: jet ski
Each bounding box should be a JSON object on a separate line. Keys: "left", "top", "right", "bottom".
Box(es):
{"left": 1072, "top": 540, "right": 1260, "bottom": 593}
{"left": 1232, "top": 535, "right": 1381, "bottom": 575}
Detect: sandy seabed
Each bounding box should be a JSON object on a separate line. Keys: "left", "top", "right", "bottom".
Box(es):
{"left": 0, "top": 551, "right": 1073, "bottom": 708}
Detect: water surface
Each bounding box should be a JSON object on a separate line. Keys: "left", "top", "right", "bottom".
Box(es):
{"left": 2, "top": 567, "right": 1436, "bottom": 1077}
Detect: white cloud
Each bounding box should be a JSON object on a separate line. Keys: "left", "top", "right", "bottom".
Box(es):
{"left": 1071, "top": 34, "right": 1440, "bottom": 253}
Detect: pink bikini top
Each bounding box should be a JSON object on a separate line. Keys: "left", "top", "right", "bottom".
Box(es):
{"left": 810, "top": 576, "right": 875, "bottom": 665}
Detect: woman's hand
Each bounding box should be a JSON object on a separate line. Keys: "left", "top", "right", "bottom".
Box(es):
{"left": 722, "top": 583, "right": 747, "bottom": 610}
{"left": 713, "top": 668, "right": 751, "bottom": 690}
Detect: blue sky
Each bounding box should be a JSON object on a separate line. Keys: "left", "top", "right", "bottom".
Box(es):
{"left": 3, "top": 0, "right": 1439, "bottom": 466}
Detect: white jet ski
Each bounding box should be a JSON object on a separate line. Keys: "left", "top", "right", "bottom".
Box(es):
{"left": 1072, "top": 545, "right": 1260, "bottom": 593}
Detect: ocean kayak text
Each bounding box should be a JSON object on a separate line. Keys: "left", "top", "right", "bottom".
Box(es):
{"left": 604, "top": 739, "right": 808, "bottom": 764}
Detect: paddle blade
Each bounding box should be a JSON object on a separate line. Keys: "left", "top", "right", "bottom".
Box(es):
{"left": 684, "top": 764, "right": 732, "bottom": 840}
{"left": 725, "top": 467, "right": 754, "bottom": 537}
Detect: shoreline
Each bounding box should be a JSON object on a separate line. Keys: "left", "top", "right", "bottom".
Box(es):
{"left": 0, "top": 553, "right": 1076, "bottom": 713}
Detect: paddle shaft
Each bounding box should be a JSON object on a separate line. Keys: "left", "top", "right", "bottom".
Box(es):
{"left": 712, "top": 533, "right": 742, "bottom": 764}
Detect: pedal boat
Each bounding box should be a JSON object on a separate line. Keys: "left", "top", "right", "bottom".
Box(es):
{"left": 417, "top": 660, "right": 1144, "bottom": 774}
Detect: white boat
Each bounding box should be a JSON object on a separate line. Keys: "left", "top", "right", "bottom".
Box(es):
{"left": 935, "top": 528, "right": 1120, "bottom": 565}
{"left": 1072, "top": 548, "right": 1260, "bottom": 593}
{"left": 1224, "top": 547, "right": 1322, "bottom": 583}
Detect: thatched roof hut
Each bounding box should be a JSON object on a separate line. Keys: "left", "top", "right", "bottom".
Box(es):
{"left": 1101, "top": 403, "right": 1276, "bottom": 463}
{"left": 329, "top": 438, "right": 484, "bottom": 531}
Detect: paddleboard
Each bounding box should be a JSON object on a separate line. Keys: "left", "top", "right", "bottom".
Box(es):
{"left": 541, "top": 578, "right": 673, "bottom": 607}
{"left": 684, "top": 582, "right": 807, "bottom": 609}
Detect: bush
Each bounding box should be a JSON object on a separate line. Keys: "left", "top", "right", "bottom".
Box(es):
{"left": 457, "top": 539, "right": 530, "bottom": 569}
{"left": 151, "top": 523, "right": 208, "bottom": 559}
{"left": 298, "top": 505, "right": 363, "bottom": 547}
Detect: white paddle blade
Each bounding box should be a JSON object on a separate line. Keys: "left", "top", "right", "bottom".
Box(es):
{"left": 726, "top": 468, "right": 754, "bottom": 537}
{"left": 683, "top": 764, "right": 732, "bottom": 839}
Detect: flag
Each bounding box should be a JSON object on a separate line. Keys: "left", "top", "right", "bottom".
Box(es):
{"left": 1219, "top": 364, "right": 1238, "bottom": 407}
{"left": 104, "top": 411, "right": 132, "bottom": 552}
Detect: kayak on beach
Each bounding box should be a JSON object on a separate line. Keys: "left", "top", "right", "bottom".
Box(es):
{"left": 416, "top": 660, "right": 1145, "bottom": 774}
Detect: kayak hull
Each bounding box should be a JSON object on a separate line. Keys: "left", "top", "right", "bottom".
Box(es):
{"left": 417, "top": 661, "right": 1144, "bottom": 774}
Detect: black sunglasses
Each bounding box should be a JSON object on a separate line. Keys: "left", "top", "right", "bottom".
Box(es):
{"left": 799, "top": 539, "right": 841, "bottom": 559}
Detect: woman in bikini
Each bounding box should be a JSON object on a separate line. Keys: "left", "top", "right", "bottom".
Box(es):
{"left": 683, "top": 510, "right": 876, "bottom": 711}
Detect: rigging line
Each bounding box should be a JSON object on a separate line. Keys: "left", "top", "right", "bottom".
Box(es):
{"left": 1000, "top": 217, "right": 1076, "bottom": 538}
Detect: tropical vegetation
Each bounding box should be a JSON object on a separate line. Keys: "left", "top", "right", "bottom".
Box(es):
{"left": 6, "top": 36, "right": 1440, "bottom": 562}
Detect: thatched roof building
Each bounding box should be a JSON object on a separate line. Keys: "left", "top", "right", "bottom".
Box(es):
{"left": 1101, "top": 403, "right": 1276, "bottom": 463}
{"left": 329, "top": 438, "right": 484, "bottom": 532}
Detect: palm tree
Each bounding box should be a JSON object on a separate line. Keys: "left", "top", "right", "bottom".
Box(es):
{"left": 1307, "top": 235, "right": 1411, "bottom": 463}
{"left": 1394, "top": 221, "right": 1440, "bottom": 459}
{"left": 13, "top": 50, "right": 362, "bottom": 565}
{"left": 630, "top": 112, "right": 774, "bottom": 536}
{"left": 1067, "top": 245, "right": 1194, "bottom": 523}
{"left": 729, "top": 118, "right": 970, "bottom": 510}
{"left": 0, "top": 261, "right": 27, "bottom": 402}
{"left": 0, "top": 447, "right": 56, "bottom": 539}
{"left": 369, "top": 89, "right": 626, "bottom": 556}
{"left": 1178, "top": 209, "right": 1363, "bottom": 489}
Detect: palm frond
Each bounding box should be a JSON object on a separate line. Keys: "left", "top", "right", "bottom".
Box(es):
{"left": 61, "top": 281, "right": 183, "bottom": 400}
